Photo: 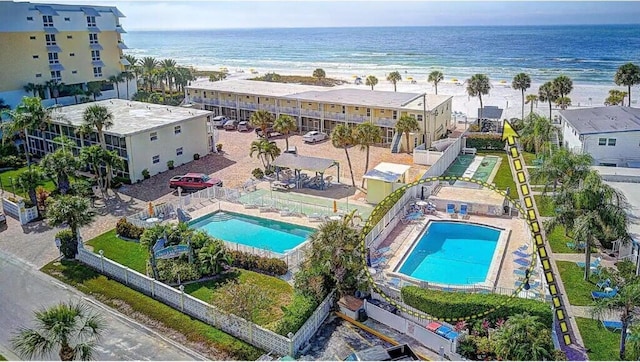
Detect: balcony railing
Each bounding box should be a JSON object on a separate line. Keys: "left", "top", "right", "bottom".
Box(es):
{"left": 300, "top": 109, "right": 322, "bottom": 118}
{"left": 279, "top": 107, "right": 299, "bottom": 116}
{"left": 259, "top": 104, "right": 277, "bottom": 112}
{"left": 376, "top": 117, "right": 396, "bottom": 127}
{"left": 220, "top": 100, "right": 236, "bottom": 108}
{"left": 190, "top": 96, "right": 203, "bottom": 103}
{"left": 238, "top": 102, "right": 257, "bottom": 110}
{"left": 203, "top": 98, "right": 220, "bottom": 106}
{"left": 324, "top": 112, "right": 345, "bottom": 121}
{"left": 349, "top": 114, "right": 370, "bottom": 123}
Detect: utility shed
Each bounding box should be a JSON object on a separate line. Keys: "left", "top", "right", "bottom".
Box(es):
{"left": 362, "top": 162, "right": 411, "bottom": 204}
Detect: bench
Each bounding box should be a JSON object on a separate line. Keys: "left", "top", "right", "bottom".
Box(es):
{"left": 462, "top": 147, "right": 477, "bottom": 155}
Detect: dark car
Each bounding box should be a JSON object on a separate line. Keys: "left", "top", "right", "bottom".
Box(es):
{"left": 237, "top": 121, "right": 252, "bottom": 132}
{"left": 169, "top": 173, "right": 223, "bottom": 191}
{"left": 223, "top": 119, "right": 240, "bottom": 130}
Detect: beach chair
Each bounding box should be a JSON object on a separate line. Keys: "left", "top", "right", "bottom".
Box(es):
{"left": 514, "top": 258, "right": 530, "bottom": 267}
{"left": 567, "top": 242, "right": 586, "bottom": 250}
{"left": 515, "top": 280, "right": 541, "bottom": 289}
{"left": 436, "top": 325, "right": 452, "bottom": 338}
{"left": 445, "top": 331, "right": 460, "bottom": 340}
{"left": 426, "top": 321, "right": 442, "bottom": 333}
{"left": 459, "top": 204, "right": 469, "bottom": 219}
{"left": 592, "top": 287, "right": 618, "bottom": 300}
{"left": 402, "top": 211, "right": 423, "bottom": 224}
{"left": 602, "top": 320, "right": 623, "bottom": 332}
{"left": 308, "top": 213, "right": 325, "bottom": 222}
{"left": 446, "top": 204, "right": 457, "bottom": 219}
{"left": 513, "top": 268, "right": 537, "bottom": 277}
{"left": 387, "top": 277, "right": 401, "bottom": 288}
{"left": 372, "top": 246, "right": 391, "bottom": 257}
{"left": 596, "top": 278, "right": 611, "bottom": 290}
{"left": 370, "top": 256, "right": 387, "bottom": 267}
{"left": 576, "top": 257, "right": 601, "bottom": 269}
{"left": 513, "top": 250, "right": 531, "bottom": 258}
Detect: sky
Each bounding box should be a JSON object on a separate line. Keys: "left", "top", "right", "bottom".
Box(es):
{"left": 11, "top": 0, "right": 640, "bottom": 30}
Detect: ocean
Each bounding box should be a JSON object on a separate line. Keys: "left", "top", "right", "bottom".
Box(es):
{"left": 122, "top": 25, "right": 640, "bottom": 85}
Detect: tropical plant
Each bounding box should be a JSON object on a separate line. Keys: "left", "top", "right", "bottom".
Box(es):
{"left": 0, "top": 96, "right": 54, "bottom": 164}
{"left": 81, "top": 104, "right": 115, "bottom": 184}
{"left": 69, "top": 85, "right": 86, "bottom": 104}
{"left": 85, "top": 81, "right": 103, "bottom": 101}
{"left": 11, "top": 301, "right": 105, "bottom": 361}
{"left": 512, "top": 73, "right": 531, "bottom": 120}
{"left": 312, "top": 68, "right": 326, "bottom": 84}
{"left": 17, "top": 167, "right": 44, "bottom": 206}
{"left": 0, "top": 98, "right": 10, "bottom": 111}
{"left": 249, "top": 110, "right": 275, "bottom": 140}
{"left": 24, "top": 82, "right": 40, "bottom": 97}
{"left": 518, "top": 113, "right": 556, "bottom": 154}
{"left": 331, "top": 124, "right": 356, "bottom": 187}
{"left": 211, "top": 279, "right": 273, "bottom": 323}
{"left": 107, "top": 74, "right": 123, "bottom": 99}
{"left": 80, "top": 145, "right": 122, "bottom": 194}
{"left": 394, "top": 115, "right": 420, "bottom": 154}
{"left": 428, "top": 70, "right": 444, "bottom": 94}
{"left": 197, "top": 239, "right": 231, "bottom": 275}
{"left": 530, "top": 147, "right": 593, "bottom": 193}
{"left": 160, "top": 58, "right": 177, "bottom": 95}
{"left": 525, "top": 94, "right": 538, "bottom": 116}
{"left": 273, "top": 114, "right": 297, "bottom": 150}
{"left": 538, "top": 81, "right": 558, "bottom": 120}
{"left": 605, "top": 89, "right": 628, "bottom": 106}
{"left": 208, "top": 72, "right": 227, "bottom": 82}
{"left": 365, "top": 75, "right": 378, "bottom": 90}
{"left": 249, "top": 139, "right": 281, "bottom": 169}
{"left": 45, "top": 79, "right": 65, "bottom": 105}
{"left": 555, "top": 96, "right": 571, "bottom": 110}
{"left": 466, "top": 74, "right": 491, "bottom": 125}
{"left": 140, "top": 57, "right": 159, "bottom": 91}
{"left": 353, "top": 122, "right": 382, "bottom": 187}
{"left": 614, "top": 62, "right": 640, "bottom": 107}
{"left": 386, "top": 71, "right": 402, "bottom": 92}
{"left": 553, "top": 75, "right": 573, "bottom": 100}
{"left": 122, "top": 71, "right": 135, "bottom": 100}
{"left": 46, "top": 195, "right": 94, "bottom": 253}
{"left": 492, "top": 313, "right": 554, "bottom": 360}
{"left": 40, "top": 146, "right": 80, "bottom": 195}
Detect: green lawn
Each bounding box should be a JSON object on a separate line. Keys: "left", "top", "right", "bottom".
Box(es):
{"left": 41, "top": 260, "right": 262, "bottom": 360}
{"left": 0, "top": 354, "right": 6, "bottom": 361}
{"left": 556, "top": 261, "right": 601, "bottom": 306}
{"left": 534, "top": 194, "right": 555, "bottom": 217}
{"left": 86, "top": 230, "right": 147, "bottom": 273}
{"left": 521, "top": 151, "right": 537, "bottom": 166}
{"left": 576, "top": 317, "right": 621, "bottom": 361}
{"left": 548, "top": 226, "right": 578, "bottom": 253}
{"left": 0, "top": 166, "right": 56, "bottom": 199}
{"left": 477, "top": 151, "right": 518, "bottom": 200}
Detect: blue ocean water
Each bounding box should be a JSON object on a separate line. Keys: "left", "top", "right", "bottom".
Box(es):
{"left": 398, "top": 221, "right": 501, "bottom": 285}
{"left": 122, "top": 25, "right": 640, "bottom": 84}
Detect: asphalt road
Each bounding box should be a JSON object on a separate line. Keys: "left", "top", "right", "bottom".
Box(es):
{"left": 0, "top": 250, "right": 204, "bottom": 361}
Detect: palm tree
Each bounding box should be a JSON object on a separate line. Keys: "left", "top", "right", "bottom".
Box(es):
{"left": 24, "top": 82, "right": 39, "bottom": 97}
{"left": 40, "top": 146, "right": 80, "bottom": 195}
{"left": 492, "top": 313, "right": 554, "bottom": 360}
{"left": 174, "top": 67, "right": 195, "bottom": 93}
{"left": 553, "top": 75, "right": 573, "bottom": 100}
{"left": 198, "top": 239, "right": 230, "bottom": 275}
{"left": 512, "top": 73, "right": 531, "bottom": 120}
{"left": 107, "top": 74, "right": 123, "bottom": 99}
{"left": 69, "top": 85, "right": 85, "bottom": 104}
{"left": 386, "top": 71, "right": 402, "bottom": 92}
{"left": 249, "top": 110, "right": 275, "bottom": 140}
{"left": 353, "top": 122, "right": 382, "bottom": 187}
{"left": 249, "top": 139, "right": 280, "bottom": 169}
{"left": 593, "top": 281, "right": 640, "bottom": 360}
{"left": 518, "top": 113, "right": 555, "bottom": 155}
{"left": 466, "top": 74, "right": 491, "bottom": 125}
{"left": 605, "top": 89, "right": 628, "bottom": 106}
{"left": 530, "top": 147, "right": 592, "bottom": 193}
{"left": 525, "top": 94, "right": 538, "bottom": 116}
{"left": 312, "top": 68, "right": 326, "bottom": 84}
{"left": 80, "top": 146, "right": 122, "bottom": 194}
{"left": 428, "top": 71, "right": 444, "bottom": 95}
{"left": 394, "top": 115, "right": 420, "bottom": 154}
{"left": 11, "top": 301, "right": 105, "bottom": 361}
{"left": 122, "top": 71, "right": 135, "bottom": 100}
{"left": 46, "top": 195, "right": 94, "bottom": 251}
{"left": 538, "top": 81, "right": 558, "bottom": 121}
{"left": 17, "top": 168, "right": 44, "bottom": 206}
{"left": 140, "top": 57, "right": 159, "bottom": 91}
{"left": 0, "top": 96, "right": 53, "bottom": 165}
{"left": 555, "top": 96, "right": 571, "bottom": 110}
{"left": 614, "top": 62, "right": 640, "bottom": 107}
{"left": 45, "top": 79, "right": 65, "bottom": 105}
{"left": 85, "top": 81, "right": 102, "bottom": 101}
{"left": 160, "top": 58, "right": 177, "bottom": 95}
{"left": 82, "top": 105, "right": 114, "bottom": 150}
{"left": 273, "top": 114, "right": 297, "bottom": 150}
{"left": 331, "top": 124, "right": 356, "bottom": 187}
{"left": 365, "top": 75, "right": 378, "bottom": 90}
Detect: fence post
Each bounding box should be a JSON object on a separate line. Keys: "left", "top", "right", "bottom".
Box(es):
{"left": 150, "top": 279, "right": 155, "bottom": 297}
{"left": 99, "top": 250, "right": 104, "bottom": 272}
{"left": 179, "top": 284, "right": 185, "bottom": 311}
{"left": 124, "top": 267, "right": 129, "bottom": 285}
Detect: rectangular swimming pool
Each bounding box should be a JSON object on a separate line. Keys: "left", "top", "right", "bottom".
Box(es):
{"left": 396, "top": 221, "right": 502, "bottom": 285}
{"left": 189, "top": 211, "right": 314, "bottom": 254}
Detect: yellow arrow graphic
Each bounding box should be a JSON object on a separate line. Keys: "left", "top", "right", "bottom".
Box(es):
{"left": 501, "top": 120, "right": 520, "bottom": 146}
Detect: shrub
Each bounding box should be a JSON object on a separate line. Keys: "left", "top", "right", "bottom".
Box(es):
{"left": 0, "top": 143, "right": 19, "bottom": 157}
{"left": 112, "top": 176, "right": 132, "bottom": 185}
{"left": 251, "top": 168, "right": 264, "bottom": 179}
{"left": 193, "top": 153, "right": 200, "bottom": 160}
{"left": 465, "top": 134, "right": 504, "bottom": 150}
{"left": 368, "top": 188, "right": 406, "bottom": 227}
{"left": 274, "top": 293, "right": 317, "bottom": 336}
{"left": 167, "top": 160, "right": 174, "bottom": 169}
{"left": 401, "top": 286, "right": 552, "bottom": 327}
{"left": 116, "top": 218, "right": 145, "bottom": 240}
{"left": 56, "top": 229, "right": 77, "bottom": 258}
{"left": 216, "top": 143, "right": 223, "bottom": 152}
{"left": 0, "top": 155, "right": 26, "bottom": 169}
{"left": 229, "top": 250, "right": 288, "bottom": 276}
{"left": 141, "top": 169, "right": 150, "bottom": 179}
{"left": 156, "top": 259, "right": 202, "bottom": 283}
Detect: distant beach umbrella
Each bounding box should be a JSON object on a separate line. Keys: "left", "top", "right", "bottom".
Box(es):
{"left": 407, "top": 77, "right": 414, "bottom": 80}
{"left": 452, "top": 78, "right": 458, "bottom": 82}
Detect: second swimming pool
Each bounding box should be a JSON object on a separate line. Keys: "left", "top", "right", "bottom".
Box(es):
{"left": 189, "top": 211, "right": 314, "bottom": 254}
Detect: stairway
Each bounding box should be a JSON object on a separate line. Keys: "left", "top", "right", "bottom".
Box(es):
{"left": 208, "top": 212, "right": 234, "bottom": 222}
{"left": 549, "top": 129, "right": 561, "bottom": 151}
{"left": 391, "top": 132, "right": 402, "bottom": 153}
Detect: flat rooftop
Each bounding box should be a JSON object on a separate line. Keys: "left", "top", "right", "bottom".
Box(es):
{"left": 434, "top": 186, "right": 505, "bottom": 206}
{"left": 560, "top": 106, "right": 640, "bottom": 135}
{"left": 52, "top": 99, "right": 212, "bottom": 136}
{"left": 288, "top": 88, "right": 424, "bottom": 109}
{"left": 403, "top": 94, "right": 453, "bottom": 111}
{"left": 188, "top": 79, "right": 326, "bottom": 97}
{"left": 605, "top": 181, "right": 640, "bottom": 243}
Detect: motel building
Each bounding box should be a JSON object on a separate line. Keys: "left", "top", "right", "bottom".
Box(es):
{"left": 185, "top": 79, "right": 453, "bottom": 151}
{"left": 26, "top": 99, "right": 214, "bottom": 182}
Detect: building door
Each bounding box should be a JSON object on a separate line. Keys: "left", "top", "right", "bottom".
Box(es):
{"left": 386, "top": 128, "right": 394, "bottom": 144}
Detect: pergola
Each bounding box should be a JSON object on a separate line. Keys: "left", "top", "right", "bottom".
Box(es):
{"left": 271, "top": 153, "right": 340, "bottom": 190}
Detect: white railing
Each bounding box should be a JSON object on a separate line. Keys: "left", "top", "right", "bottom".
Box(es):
{"left": 421, "top": 137, "right": 463, "bottom": 178}
{"left": 76, "top": 245, "right": 335, "bottom": 357}
{"left": 125, "top": 202, "right": 177, "bottom": 228}
{"left": 2, "top": 197, "right": 39, "bottom": 225}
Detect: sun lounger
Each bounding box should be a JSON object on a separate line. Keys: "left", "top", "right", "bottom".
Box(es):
{"left": 426, "top": 321, "right": 442, "bottom": 332}
{"left": 459, "top": 204, "right": 469, "bottom": 219}
{"left": 576, "top": 257, "right": 601, "bottom": 268}
{"left": 567, "top": 242, "right": 586, "bottom": 250}
{"left": 513, "top": 250, "right": 531, "bottom": 258}
{"left": 387, "top": 277, "right": 401, "bottom": 288}
{"left": 592, "top": 287, "right": 618, "bottom": 300}
{"left": 602, "top": 320, "right": 623, "bottom": 332}
{"left": 372, "top": 246, "right": 391, "bottom": 257}
{"left": 436, "top": 325, "right": 452, "bottom": 338}
{"left": 280, "top": 208, "right": 294, "bottom": 216}
{"left": 596, "top": 278, "right": 611, "bottom": 290}
{"left": 445, "top": 331, "right": 460, "bottom": 340}
{"left": 370, "top": 256, "right": 387, "bottom": 267}
{"left": 308, "top": 213, "right": 325, "bottom": 222}
{"left": 515, "top": 280, "right": 541, "bottom": 289}
{"left": 402, "top": 211, "right": 424, "bottom": 224}
{"left": 513, "top": 268, "right": 537, "bottom": 277}
{"left": 514, "top": 258, "right": 530, "bottom": 267}
{"left": 446, "top": 204, "right": 457, "bottom": 219}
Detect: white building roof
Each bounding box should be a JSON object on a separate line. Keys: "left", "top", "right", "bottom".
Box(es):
{"left": 188, "top": 79, "right": 327, "bottom": 97}
{"left": 289, "top": 88, "right": 423, "bottom": 109}
{"left": 52, "top": 99, "right": 211, "bottom": 136}
{"left": 363, "top": 162, "right": 411, "bottom": 182}
{"left": 560, "top": 106, "right": 640, "bottom": 135}
{"left": 403, "top": 94, "right": 453, "bottom": 112}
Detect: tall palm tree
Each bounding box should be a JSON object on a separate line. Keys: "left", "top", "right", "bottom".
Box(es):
{"left": 69, "top": 85, "right": 85, "bottom": 104}
{"left": 614, "top": 62, "right": 640, "bottom": 107}
{"left": 538, "top": 81, "right": 558, "bottom": 121}
{"left": 121, "top": 71, "right": 135, "bottom": 100}
{"left": 17, "top": 168, "right": 44, "bottom": 206}
{"left": 11, "top": 301, "right": 105, "bottom": 361}
{"left": 46, "top": 195, "right": 95, "bottom": 249}
{"left": 312, "top": 68, "right": 326, "bottom": 84}
{"left": 553, "top": 75, "right": 573, "bottom": 100}
{"left": 0, "top": 96, "right": 53, "bottom": 165}
{"left": 160, "top": 59, "right": 177, "bottom": 95}
{"left": 331, "top": 124, "right": 356, "bottom": 187}
{"left": 24, "top": 82, "right": 39, "bottom": 97}
{"left": 530, "top": 147, "right": 592, "bottom": 193}
{"left": 40, "top": 146, "right": 79, "bottom": 195}
{"left": 107, "top": 74, "right": 123, "bottom": 99}
{"left": 428, "top": 71, "right": 444, "bottom": 95}
{"left": 45, "top": 79, "right": 65, "bottom": 105}
{"left": 140, "top": 57, "right": 159, "bottom": 91}
{"left": 85, "top": 81, "right": 103, "bottom": 101}
{"left": 605, "top": 89, "right": 628, "bottom": 106}
{"left": 273, "top": 114, "right": 297, "bottom": 150}
{"left": 395, "top": 114, "right": 420, "bottom": 154}
{"left": 175, "top": 67, "right": 195, "bottom": 93}
{"left": 80, "top": 146, "right": 122, "bottom": 194}
{"left": 593, "top": 282, "right": 640, "bottom": 360}
{"left": 386, "top": 71, "right": 402, "bottom": 92}
{"left": 492, "top": 313, "right": 554, "bottom": 361}
{"left": 353, "top": 122, "right": 383, "bottom": 187}
{"left": 525, "top": 94, "right": 538, "bottom": 116}
{"left": 365, "top": 75, "right": 378, "bottom": 90}
{"left": 512, "top": 73, "right": 531, "bottom": 120}
{"left": 249, "top": 110, "right": 275, "bottom": 140}
{"left": 249, "top": 139, "right": 280, "bottom": 169}
{"left": 518, "top": 113, "right": 555, "bottom": 155}
{"left": 555, "top": 96, "right": 571, "bottom": 110}
{"left": 82, "top": 105, "right": 114, "bottom": 150}
{"left": 466, "top": 74, "right": 491, "bottom": 125}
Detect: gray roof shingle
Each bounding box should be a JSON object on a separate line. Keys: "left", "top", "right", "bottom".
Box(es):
{"left": 560, "top": 106, "right": 640, "bottom": 134}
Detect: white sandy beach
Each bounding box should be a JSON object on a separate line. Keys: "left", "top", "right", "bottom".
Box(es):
{"left": 197, "top": 65, "right": 639, "bottom": 123}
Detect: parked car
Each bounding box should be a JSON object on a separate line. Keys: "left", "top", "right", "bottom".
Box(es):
{"left": 223, "top": 119, "right": 240, "bottom": 130}
{"left": 255, "top": 127, "right": 280, "bottom": 138}
{"left": 0, "top": 212, "right": 6, "bottom": 227}
{"left": 211, "top": 115, "right": 229, "bottom": 128}
{"left": 237, "top": 121, "right": 252, "bottom": 132}
{"left": 302, "top": 130, "right": 328, "bottom": 143}
{"left": 169, "top": 173, "right": 223, "bottom": 191}
{"left": 283, "top": 146, "right": 298, "bottom": 155}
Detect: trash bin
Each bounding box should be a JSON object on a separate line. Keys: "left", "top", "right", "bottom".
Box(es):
{"left": 356, "top": 308, "right": 368, "bottom": 322}
{"left": 503, "top": 205, "right": 510, "bottom": 214}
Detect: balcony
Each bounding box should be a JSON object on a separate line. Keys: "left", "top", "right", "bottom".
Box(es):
{"left": 324, "top": 111, "right": 345, "bottom": 121}
{"left": 375, "top": 117, "right": 396, "bottom": 127}
{"left": 203, "top": 98, "right": 220, "bottom": 106}
{"left": 87, "top": 26, "right": 101, "bottom": 33}
{"left": 279, "top": 107, "right": 299, "bottom": 116}
{"left": 348, "top": 114, "right": 370, "bottom": 123}
{"left": 238, "top": 102, "right": 257, "bottom": 110}
{"left": 259, "top": 104, "right": 277, "bottom": 112}
{"left": 191, "top": 96, "right": 203, "bottom": 103}
{"left": 220, "top": 100, "right": 236, "bottom": 108}
{"left": 300, "top": 109, "right": 322, "bottom": 118}
{"left": 116, "top": 25, "right": 127, "bottom": 34}
{"left": 117, "top": 41, "right": 128, "bottom": 50}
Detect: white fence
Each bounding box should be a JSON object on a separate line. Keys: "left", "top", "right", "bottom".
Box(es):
{"left": 223, "top": 237, "right": 310, "bottom": 272}
{"left": 76, "top": 245, "right": 335, "bottom": 357}
{"left": 2, "top": 197, "right": 38, "bottom": 225}
{"left": 421, "top": 137, "right": 463, "bottom": 179}
{"left": 413, "top": 145, "right": 444, "bottom": 166}
{"left": 126, "top": 202, "right": 177, "bottom": 228}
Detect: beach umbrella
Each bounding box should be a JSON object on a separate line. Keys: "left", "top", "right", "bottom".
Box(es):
{"left": 452, "top": 78, "right": 458, "bottom": 82}
{"left": 500, "top": 80, "right": 507, "bottom": 84}
{"left": 407, "top": 77, "right": 413, "bottom": 80}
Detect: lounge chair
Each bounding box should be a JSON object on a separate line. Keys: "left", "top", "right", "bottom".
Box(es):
{"left": 370, "top": 256, "right": 387, "bottom": 267}
{"left": 459, "top": 204, "right": 469, "bottom": 219}
{"left": 308, "top": 213, "right": 325, "bottom": 222}
{"left": 592, "top": 287, "right": 618, "bottom": 300}
{"left": 387, "top": 277, "right": 401, "bottom": 288}
{"left": 577, "top": 257, "right": 601, "bottom": 268}
{"left": 515, "top": 280, "right": 541, "bottom": 289}
{"left": 280, "top": 208, "right": 294, "bottom": 216}
{"left": 513, "top": 250, "right": 531, "bottom": 258}
{"left": 445, "top": 331, "right": 460, "bottom": 340}
{"left": 514, "top": 258, "right": 531, "bottom": 267}
{"left": 567, "top": 242, "right": 586, "bottom": 250}
{"left": 426, "top": 321, "right": 442, "bottom": 332}
{"left": 446, "top": 204, "right": 457, "bottom": 219}
{"left": 372, "top": 246, "right": 391, "bottom": 257}
{"left": 436, "top": 325, "right": 452, "bottom": 338}
{"left": 602, "top": 320, "right": 623, "bottom": 332}
{"left": 513, "top": 268, "right": 537, "bottom": 277}
{"left": 596, "top": 278, "right": 611, "bottom": 290}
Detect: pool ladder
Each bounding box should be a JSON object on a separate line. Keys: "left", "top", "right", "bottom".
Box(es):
{"left": 208, "top": 213, "right": 234, "bottom": 222}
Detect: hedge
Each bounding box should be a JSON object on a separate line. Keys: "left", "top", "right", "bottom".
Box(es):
{"left": 273, "top": 293, "right": 317, "bottom": 336}
{"left": 465, "top": 134, "right": 505, "bottom": 150}
{"left": 229, "top": 250, "right": 288, "bottom": 276}
{"left": 401, "top": 286, "right": 552, "bottom": 327}
{"left": 116, "top": 218, "right": 145, "bottom": 240}
{"left": 368, "top": 188, "right": 406, "bottom": 227}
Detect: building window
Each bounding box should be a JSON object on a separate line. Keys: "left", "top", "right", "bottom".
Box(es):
{"left": 355, "top": 107, "right": 359, "bottom": 111}
{"left": 152, "top": 155, "right": 160, "bottom": 164}
{"left": 30, "top": 35, "right": 36, "bottom": 40}
{"left": 67, "top": 35, "right": 72, "bottom": 39}
{"left": 50, "top": 70, "right": 61, "bottom": 81}
{"left": 35, "top": 73, "right": 42, "bottom": 78}
{"left": 598, "top": 138, "right": 607, "bottom": 146}
{"left": 417, "top": 115, "right": 423, "bottom": 122}
{"left": 64, "top": 17, "right": 70, "bottom": 21}
{"left": 86, "top": 16, "right": 96, "bottom": 27}
{"left": 93, "top": 67, "right": 102, "bottom": 77}
{"left": 89, "top": 33, "right": 98, "bottom": 44}
{"left": 27, "top": 16, "right": 34, "bottom": 21}
{"left": 366, "top": 108, "right": 371, "bottom": 117}
{"left": 176, "top": 147, "right": 183, "bottom": 156}
{"left": 42, "top": 15, "right": 54, "bottom": 27}
{"left": 45, "top": 34, "right": 56, "bottom": 46}
{"left": 149, "top": 132, "right": 158, "bottom": 141}
{"left": 342, "top": 106, "right": 346, "bottom": 114}
{"left": 174, "top": 126, "right": 181, "bottom": 135}
{"left": 608, "top": 138, "right": 617, "bottom": 146}
{"left": 69, "top": 53, "right": 75, "bottom": 57}
{"left": 393, "top": 110, "right": 398, "bottom": 119}
{"left": 48, "top": 52, "right": 59, "bottom": 64}
{"left": 71, "top": 70, "right": 77, "bottom": 74}
{"left": 91, "top": 50, "right": 101, "bottom": 61}
{"left": 33, "top": 55, "right": 39, "bottom": 59}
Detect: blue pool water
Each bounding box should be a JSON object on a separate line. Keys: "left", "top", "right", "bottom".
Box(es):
{"left": 190, "top": 211, "right": 314, "bottom": 253}
{"left": 398, "top": 221, "right": 501, "bottom": 285}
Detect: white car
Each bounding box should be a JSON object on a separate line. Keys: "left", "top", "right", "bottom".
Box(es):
{"left": 302, "top": 131, "right": 327, "bottom": 143}
{"left": 211, "top": 115, "right": 229, "bottom": 128}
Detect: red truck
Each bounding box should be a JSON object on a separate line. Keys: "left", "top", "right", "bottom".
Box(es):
{"left": 169, "top": 173, "right": 223, "bottom": 191}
